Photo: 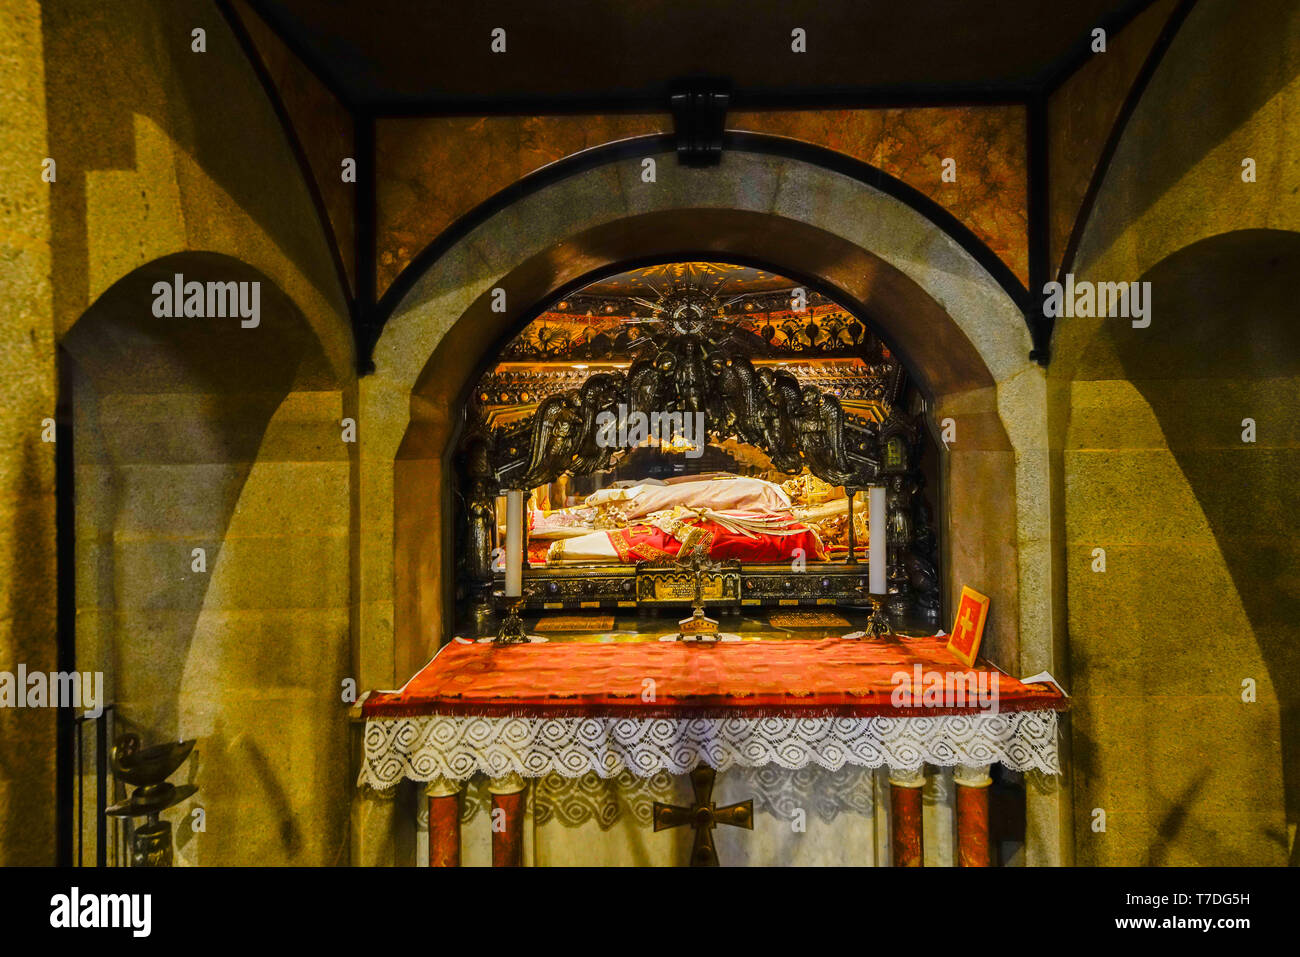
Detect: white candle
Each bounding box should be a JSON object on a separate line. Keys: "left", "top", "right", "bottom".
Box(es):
{"left": 505, "top": 489, "right": 525, "bottom": 598}
{"left": 869, "top": 485, "right": 886, "bottom": 595}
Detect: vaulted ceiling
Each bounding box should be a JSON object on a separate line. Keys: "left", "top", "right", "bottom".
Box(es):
{"left": 581, "top": 263, "right": 803, "bottom": 300}
{"left": 225, "top": 0, "right": 1186, "bottom": 367}
{"left": 249, "top": 0, "right": 1159, "bottom": 109}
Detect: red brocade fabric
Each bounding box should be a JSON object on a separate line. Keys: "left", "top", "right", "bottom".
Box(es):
{"left": 605, "top": 520, "right": 825, "bottom": 564}
{"left": 362, "top": 636, "right": 1069, "bottom": 720}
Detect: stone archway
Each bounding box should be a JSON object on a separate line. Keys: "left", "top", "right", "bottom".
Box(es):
{"left": 57, "top": 252, "right": 354, "bottom": 866}
{"left": 357, "top": 148, "right": 1066, "bottom": 864}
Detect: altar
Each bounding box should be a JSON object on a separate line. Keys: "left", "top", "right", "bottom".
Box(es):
{"left": 357, "top": 632, "right": 1067, "bottom": 866}
{"left": 357, "top": 262, "right": 1069, "bottom": 867}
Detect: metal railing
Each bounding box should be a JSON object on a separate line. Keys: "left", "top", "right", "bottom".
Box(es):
{"left": 73, "top": 704, "right": 126, "bottom": 867}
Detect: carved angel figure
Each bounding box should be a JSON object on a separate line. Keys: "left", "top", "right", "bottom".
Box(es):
{"left": 520, "top": 373, "right": 623, "bottom": 487}
{"left": 795, "top": 385, "right": 855, "bottom": 484}
{"left": 627, "top": 352, "right": 672, "bottom": 420}
{"left": 756, "top": 366, "right": 805, "bottom": 473}
{"left": 671, "top": 335, "right": 710, "bottom": 416}
{"left": 708, "top": 354, "right": 766, "bottom": 445}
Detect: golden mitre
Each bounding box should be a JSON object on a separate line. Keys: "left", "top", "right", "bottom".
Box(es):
{"left": 780, "top": 470, "right": 839, "bottom": 506}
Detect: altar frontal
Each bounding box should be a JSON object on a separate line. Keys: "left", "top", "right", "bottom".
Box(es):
{"left": 359, "top": 635, "right": 1067, "bottom": 866}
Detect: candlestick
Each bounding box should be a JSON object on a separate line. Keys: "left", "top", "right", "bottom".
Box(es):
{"left": 504, "top": 489, "right": 524, "bottom": 597}
{"left": 844, "top": 489, "right": 858, "bottom": 564}
{"left": 869, "top": 485, "right": 886, "bottom": 595}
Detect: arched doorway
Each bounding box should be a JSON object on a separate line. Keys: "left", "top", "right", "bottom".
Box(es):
{"left": 369, "top": 161, "right": 1046, "bottom": 670}
{"left": 449, "top": 259, "right": 944, "bottom": 635}
{"left": 357, "top": 148, "right": 1065, "bottom": 865}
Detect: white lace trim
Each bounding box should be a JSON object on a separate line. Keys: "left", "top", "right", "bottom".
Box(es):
{"left": 358, "top": 711, "right": 1060, "bottom": 791}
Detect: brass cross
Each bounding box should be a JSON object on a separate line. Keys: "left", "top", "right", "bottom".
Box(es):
{"left": 653, "top": 766, "right": 753, "bottom": 866}
{"left": 690, "top": 554, "right": 706, "bottom": 614}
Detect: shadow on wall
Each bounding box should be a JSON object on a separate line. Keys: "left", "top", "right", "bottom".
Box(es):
{"left": 0, "top": 438, "right": 58, "bottom": 863}
{"left": 39, "top": 0, "right": 341, "bottom": 331}
{"left": 1082, "top": 229, "right": 1300, "bottom": 863}
{"left": 1077, "top": 0, "right": 1300, "bottom": 268}
{"left": 60, "top": 250, "right": 335, "bottom": 743}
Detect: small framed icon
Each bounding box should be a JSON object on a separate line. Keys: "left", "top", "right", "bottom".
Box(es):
{"left": 947, "top": 586, "right": 990, "bottom": 667}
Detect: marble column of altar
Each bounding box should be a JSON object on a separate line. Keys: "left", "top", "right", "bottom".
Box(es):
{"left": 489, "top": 773, "right": 527, "bottom": 867}
{"left": 888, "top": 766, "right": 925, "bottom": 867}
{"left": 425, "top": 777, "right": 463, "bottom": 867}
{"left": 954, "top": 763, "right": 992, "bottom": 867}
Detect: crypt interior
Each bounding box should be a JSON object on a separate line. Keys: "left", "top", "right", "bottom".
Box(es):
{"left": 2, "top": 0, "right": 1299, "bottom": 866}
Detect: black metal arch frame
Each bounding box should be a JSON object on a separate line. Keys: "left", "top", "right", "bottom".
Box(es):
{"left": 448, "top": 250, "right": 947, "bottom": 634}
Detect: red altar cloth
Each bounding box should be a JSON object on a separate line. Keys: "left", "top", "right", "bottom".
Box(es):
{"left": 362, "top": 636, "right": 1068, "bottom": 720}
{"left": 604, "top": 520, "right": 826, "bottom": 564}
{"left": 529, "top": 517, "right": 826, "bottom": 566}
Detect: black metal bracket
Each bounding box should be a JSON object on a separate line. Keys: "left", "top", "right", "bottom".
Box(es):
{"left": 669, "top": 79, "right": 730, "bottom": 167}
{"left": 1027, "top": 295, "right": 1053, "bottom": 367}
